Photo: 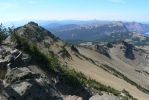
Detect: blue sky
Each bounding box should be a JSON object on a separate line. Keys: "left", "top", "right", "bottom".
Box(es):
{"left": 0, "top": 0, "right": 149, "bottom": 22}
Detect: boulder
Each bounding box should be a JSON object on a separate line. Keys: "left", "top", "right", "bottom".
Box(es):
{"left": 11, "top": 49, "right": 20, "bottom": 56}
{"left": 2, "top": 67, "right": 63, "bottom": 100}
{"left": 0, "top": 59, "right": 8, "bottom": 67}
{"left": 5, "top": 67, "right": 38, "bottom": 84}
{"left": 21, "top": 54, "right": 31, "bottom": 64}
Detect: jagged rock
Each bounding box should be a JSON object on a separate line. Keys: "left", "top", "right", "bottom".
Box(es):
{"left": 7, "top": 55, "right": 14, "bottom": 63}
{"left": 107, "top": 43, "right": 113, "bottom": 48}
{"left": 71, "top": 45, "right": 79, "bottom": 54}
{"left": 0, "top": 58, "right": 8, "bottom": 79}
{"left": 58, "top": 48, "right": 72, "bottom": 59}
{"left": 4, "top": 67, "right": 38, "bottom": 84}
{"left": 0, "top": 48, "right": 6, "bottom": 56}
{"left": 2, "top": 67, "right": 63, "bottom": 100}
{"left": 0, "top": 59, "right": 8, "bottom": 67}
{"left": 21, "top": 54, "right": 31, "bottom": 64}
{"left": 95, "top": 45, "right": 111, "bottom": 58}
{"left": 11, "top": 49, "right": 19, "bottom": 57}
{"left": 0, "top": 44, "right": 63, "bottom": 100}
{"left": 11, "top": 49, "right": 22, "bottom": 61}
{"left": 0, "top": 79, "right": 3, "bottom": 90}
{"left": 122, "top": 41, "right": 135, "bottom": 60}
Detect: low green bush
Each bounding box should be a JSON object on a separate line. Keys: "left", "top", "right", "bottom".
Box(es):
{"left": 0, "top": 24, "right": 9, "bottom": 43}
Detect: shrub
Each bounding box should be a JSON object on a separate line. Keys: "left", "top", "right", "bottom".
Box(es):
{"left": 0, "top": 24, "right": 9, "bottom": 43}
{"left": 102, "top": 64, "right": 149, "bottom": 94}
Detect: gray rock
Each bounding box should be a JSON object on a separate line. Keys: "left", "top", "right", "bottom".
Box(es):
{"left": 95, "top": 45, "right": 111, "bottom": 58}
{"left": 0, "top": 79, "right": 3, "bottom": 90}
{"left": 22, "top": 54, "right": 31, "bottom": 64}
{"left": 0, "top": 59, "right": 8, "bottom": 67}
{"left": 11, "top": 49, "right": 20, "bottom": 56}
{"left": 7, "top": 55, "right": 14, "bottom": 63}
{"left": 2, "top": 67, "right": 63, "bottom": 100}
{"left": 5, "top": 67, "right": 37, "bottom": 84}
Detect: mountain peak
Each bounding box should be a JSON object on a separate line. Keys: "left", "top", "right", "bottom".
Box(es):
{"left": 27, "top": 21, "right": 39, "bottom": 26}
{"left": 14, "top": 22, "right": 58, "bottom": 43}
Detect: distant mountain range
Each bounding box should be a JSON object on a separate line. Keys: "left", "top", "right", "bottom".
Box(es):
{"left": 3, "top": 20, "right": 149, "bottom": 45}
{"left": 44, "top": 21, "right": 149, "bottom": 44}
{"left": 125, "top": 22, "right": 149, "bottom": 33}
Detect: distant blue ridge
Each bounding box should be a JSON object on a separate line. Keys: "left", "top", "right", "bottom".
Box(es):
{"left": 144, "top": 32, "right": 149, "bottom": 35}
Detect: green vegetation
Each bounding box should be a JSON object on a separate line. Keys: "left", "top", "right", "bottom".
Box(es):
{"left": 12, "top": 32, "right": 136, "bottom": 99}
{"left": 60, "top": 66, "right": 122, "bottom": 96}
{"left": 131, "top": 37, "right": 149, "bottom": 46}
{"left": 122, "top": 89, "right": 136, "bottom": 100}
{"left": 24, "top": 25, "right": 59, "bottom": 42}
{"left": 12, "top": 32, "right": 60, "bottom": 72}
{"left": 0, "top": 24, "right": 9, "bottom": 44}
{"left": 101, "top": 64, "right": 149, "bottom": 94}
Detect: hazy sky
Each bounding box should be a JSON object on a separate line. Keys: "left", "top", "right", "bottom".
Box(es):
{"left": 0, "top": 0, "right": 149, "bottom": 22}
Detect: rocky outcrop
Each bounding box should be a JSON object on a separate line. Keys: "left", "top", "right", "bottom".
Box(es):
{"left": 0, "top": 45, "right": 31, "bottom": 80}
{"left": 71, "top": 45, "right": 80, "bottom": 54}
{"left": 122, "top": 41, "right": 135, "bottom": 60}
{"left": 58, "top": 48, "right": 72, "bottom": 59}
{"left": 0, "top": 44, "right": 63, "bottom": 100}
{"left": 107, "top": 43, "right": 113, "bottom": 48}
{"left": 1, "top": 67, "right": 63, "bottom": 100}
{"left": 95, "top": 45, "right": 111, "bottom": 58}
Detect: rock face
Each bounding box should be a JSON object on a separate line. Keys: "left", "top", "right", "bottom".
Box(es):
{"left": 2, "top": 67, "right": 62, "bottom": 100}
{"left": 95, "top": 45, "right": 111, "bottom": 58}
{"left": 123, "top": 41, "right": 135, "bottom": 60}
{"left": 71, "top": 45, "right": 80, "bottom": 54}
{"left": 0, "top": 44, "right": 63, "bottom": 100}
{"left": 0, "top": 45, "right": 31, "bottom": 79}
{"left": 125, "top": 22, "right": 149, "bottom": 33}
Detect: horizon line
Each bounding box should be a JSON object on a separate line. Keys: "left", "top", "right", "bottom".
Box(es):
{"left": 1, "top": 19, "right": 149, "bottom": 23}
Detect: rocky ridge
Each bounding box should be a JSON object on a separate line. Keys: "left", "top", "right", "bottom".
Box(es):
{"left": 0, "top": 22, "right": 147, "bottom": 100}
{"left": 0, "top": 43, "right": 63, "bottom": 100}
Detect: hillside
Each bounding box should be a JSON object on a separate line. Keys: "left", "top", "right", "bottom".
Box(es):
{"left": 1, "top": 22, "right": 149, "bottom": 100}
{"left": 125, "top": 22, "right": 149, "bottom": 33}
